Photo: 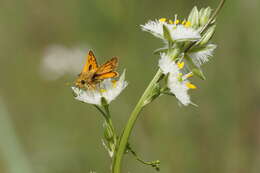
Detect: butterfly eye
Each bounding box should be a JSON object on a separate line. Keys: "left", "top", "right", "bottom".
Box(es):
{"left": 80, "top": 80, "right": 86, "bottom": 85}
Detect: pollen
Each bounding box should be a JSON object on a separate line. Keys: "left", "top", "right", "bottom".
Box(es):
{"left": 159, "top": 18, "right": 167, "bottom": 22}
{"left": 185, "top": 21, "right": 191, "bottom": 27}
{"left": 186, "top": 72, "right": 193, "bottom": 78}
{"left": 174, "top": 20, "right": 180, "bottom": 24}
{"left": 100, "top": 89, "right": 107, "bottom": 93}
{"left": 186, "top": 82, "right": 197, "bottom": 89}
{"left": 112, "top": 80, "right": 117, "bottom": 88}
{"left": 169, "top": 19, "right": 174, "bottom": 24}
{"left": 177, "top": 62, "right": 185, "bottom": 69}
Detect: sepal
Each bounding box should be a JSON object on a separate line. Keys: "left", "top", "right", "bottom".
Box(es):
{"left": 163, "top": 24, "right": 173, "bottom": 42}
{"left": 101, "top": 97, "right": 109, "bottom": 107}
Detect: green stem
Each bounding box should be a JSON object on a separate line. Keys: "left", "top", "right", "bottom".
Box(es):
{"left": 112, "top": 48, "right": 180, "bottom": 172}
{"left": 104, "top": 105, "right": 117, "bottom": 145}
{"left": 112, "top": 69, "right": 163, "bottom": 173}
{"left": 127, "top": 144, "right": 160, "bottom": 171}
{"left": 94, "top": 105, "right": 107, "bottom": 119}
{"left": 94, "top": 105, "right": 117, "bottom": 157}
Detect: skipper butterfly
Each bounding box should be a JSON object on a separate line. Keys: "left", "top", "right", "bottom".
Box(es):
{"left": 74, "top": 50, "right": 119, "bottom": 89}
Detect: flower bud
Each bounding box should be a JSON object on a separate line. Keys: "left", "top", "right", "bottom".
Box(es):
{"left": 199, "top": 7, "right": 212, "bottom": 26}
{"left": 104, "top": 124, "right": 114, "bottom": 141}
{"left": 199, "top": 25, "right": 216, "bottom": 46}
{"left": 188, "top": 6, "right": 199, "bottom": 28}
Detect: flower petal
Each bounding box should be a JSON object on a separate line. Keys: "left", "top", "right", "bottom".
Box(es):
{"left": 189, "top": 44, "right": 217, "bottom": 66}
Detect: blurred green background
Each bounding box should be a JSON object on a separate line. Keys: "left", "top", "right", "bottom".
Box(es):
{"left": 1, "top": 0, "right": 260, "bottom": 172}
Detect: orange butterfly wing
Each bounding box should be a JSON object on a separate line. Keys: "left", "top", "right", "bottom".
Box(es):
{"left": 94, "top": 72, "right": 119, "bottom": 80}
{"left": 95, "top": 57, "right": 118, "bottom": 75}
{"left": 82, "top": 50, "right": 98, "bottom": 73}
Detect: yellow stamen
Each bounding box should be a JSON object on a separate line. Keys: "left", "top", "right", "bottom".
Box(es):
{"left": 169, "top": 19, "right": 174, "bottom": 24}
{"left": 182, "top": 20, "right": 186, "bottom": 25}
{"left": 186, "top": 73, "right": 194, "bottom": 78}
{"left": 185, "top": 21, "right": 191, "bottom": 27}
{"left": 174, "top": 19, "right": 180, "bottom": 24}
{"left": 159, "top": 18, "right": 167, "bottom": 22}
{"left": 100, "top": 89, "right": 107, "bottom": 93}
{"left": 112, "top": 80, "right": 117, "bottom": 88}
{"left": 186, "top": 82, "right": 197, "bottom": 89}
{"left": 177, "top": 62, "right": 185, "bottom": 69}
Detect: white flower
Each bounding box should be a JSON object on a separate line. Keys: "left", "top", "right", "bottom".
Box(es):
{"left": 99, "top": 71, "right": 128, "bottom": 103}
{"left": 168, "top": 73, "right": 191, "bottom": 106}
{"left": 169, "top": 25, "right": 201, "bottom": 42}
{"left": 72, "top": 87, "right": 102, "bottom": 105}
{"left": 141, "top": 20, "right": 164, "bottom": 39}
{"left": 72, "top": 70, "right": 128, "bottom": 105}
{"left": 158, "top": 53, "right": 196, "bottom": 106}
{"left": 141, "top": 19, "right": 201, "bottom": 42}
{"left": 158, "top": 53, "right": 179, "bottom": 75}
{"left": 188, "top": 44, "right": 217, "bottom": 66}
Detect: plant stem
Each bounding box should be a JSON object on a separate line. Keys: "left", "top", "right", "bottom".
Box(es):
{"left": 104, "top": 105, "right": 117, "bottom": 146}
{"left": 94, "top": 105, "right": 117, "bottom": 157}
{"left": 112, "top": 69, "right": 163, "bottom": 173}
{"left": 127, "top": 144, "right": 160, "bottom": 171}
{"left": 112, "top": 48, "right": 179, "bottom": 173}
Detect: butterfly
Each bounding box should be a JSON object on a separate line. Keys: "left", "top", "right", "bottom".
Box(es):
{"left": 74, "top": 50, "right": 119, "bottom": 89}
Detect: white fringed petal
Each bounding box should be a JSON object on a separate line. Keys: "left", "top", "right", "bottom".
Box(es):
{"left": 158, "top": 53, "right": 192, "bottom": 106}
{"left": 168, "top": 73, "right": 191, "bottom": 106}
{"left": 189, "top": 44, "right": 217, "bottom": 66}
{"left": 158, "top": 53, "right": 179, "bottom": 75}
{"left": 72, "top": 70, "right": 128, "bottom": 105}
{"left": 141, "top": 20, "right": 201, "bottom": 42}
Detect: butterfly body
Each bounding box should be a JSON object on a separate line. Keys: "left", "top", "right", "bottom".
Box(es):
{"left": 75, "top": 51, "right": 119, "bottom": 89}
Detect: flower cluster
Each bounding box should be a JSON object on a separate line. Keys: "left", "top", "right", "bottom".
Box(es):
{"left": 141, "top": 17, "right": 201, "bottom": 43}
{"left": 142, "top": 6, "right": 217, "bottom": 106}
{"left": 72, "top": 70, "right": 128, "bottom": 106}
